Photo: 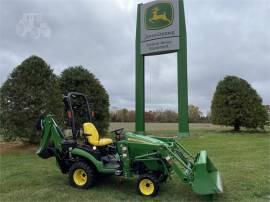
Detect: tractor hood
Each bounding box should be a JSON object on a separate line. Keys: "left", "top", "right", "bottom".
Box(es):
{"left": 124, "top": 132, "right": 168, "bottom": 146}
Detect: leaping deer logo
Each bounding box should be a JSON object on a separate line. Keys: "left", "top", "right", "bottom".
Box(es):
{"left": 149, "top": 7, "right": 172, "bottom": 24}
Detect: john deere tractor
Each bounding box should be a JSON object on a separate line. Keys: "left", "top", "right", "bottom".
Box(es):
{"left": 37, "top": 92, "right": 222, "bottom": 197}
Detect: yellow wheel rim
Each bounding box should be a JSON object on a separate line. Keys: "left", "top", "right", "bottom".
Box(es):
{"left": 139, "top": 178, "right": 155, "bottom": 196}
{"left": 73, "top": 169, "right": 88, "bottom": 186}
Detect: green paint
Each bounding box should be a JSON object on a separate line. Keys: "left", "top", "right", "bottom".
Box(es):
{"left": 36, "top": 115, "right": 64, "bottom": 156}
{"left": 116, "top": 131, "right": 222, "bottom": 194}
{"left": 135, "top": 4, "right": 145, "bottom": 134}
{"left": 37, "top": 115, "right": 222, "bottom": 195}
{"left": 144, "top": 2, "right": 174, "bottom": 30}
{"left": 191, "top": 151, "right": 223, "bottom": 194}
{"left": 135, "top": 0, "right": 189, "bottom": 136}
{"left": 177, "top": 0, "right": 189, "bottom": 136}
{"left": 71, "top": 148, "right": 116, "bottom": 174}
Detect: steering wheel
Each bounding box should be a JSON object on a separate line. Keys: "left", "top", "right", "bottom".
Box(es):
{"left": 111, "top": 128, "right": 124, "bottom": 136}
{"left": 111, "top": 128, "right": 124, "bottom": 141}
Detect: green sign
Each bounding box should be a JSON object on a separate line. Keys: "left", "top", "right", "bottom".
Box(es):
{"left": 136, "top": 0, "right": 189, "bottom": 137}
{"left": 144, "top": 2, "right": 174, "bottom": 30}
{"left": 140, "top": 0, "right": 179, "bottom": 55}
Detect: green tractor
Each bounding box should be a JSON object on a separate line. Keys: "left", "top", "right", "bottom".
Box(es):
{"left": 37, "top": 92, "right": 223, "bottom": 197}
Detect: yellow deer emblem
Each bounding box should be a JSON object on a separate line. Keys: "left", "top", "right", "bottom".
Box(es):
{"left": 149, "top": 7, "right": 172, "bottom": 24}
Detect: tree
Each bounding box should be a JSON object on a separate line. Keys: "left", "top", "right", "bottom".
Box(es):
{"left": 110, "top": 109, "right": 135, "bottom": 122}
{"left": 162, "top": 110, "right": 178, "bottom": 123}
{"left": 155, "top": 110, "right": 178, "bottom": 123}
{"left": 211, "top": 76, "right": 268, "bottom": 131}
{"left": 188, "top": 105, "right": 202, "bottom": 123}
{"left": 59, "top": 66, "right": 110, "bottom": 135}
{"left": 145, "top": 111, "right": 155, "bottom": 122}
{"left": 0, "top": 56, "right": 63, "bottom": 143}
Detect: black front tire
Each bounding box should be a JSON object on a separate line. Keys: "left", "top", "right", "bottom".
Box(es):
{"left": 159, "top": 174, "right": 168, "bottom": 183}
{"left": 137, "top": 174, "right": 159, "bottom": 197}
{"left": 68, "top": 161, "right": 96, "bottom": 189}
{"left": 154, "top": 171, "right": 168, "bottom": 183}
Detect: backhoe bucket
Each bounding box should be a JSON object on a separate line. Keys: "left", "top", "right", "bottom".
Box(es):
{"left": 191, "top": 151, "right": 223, "bottom": 195}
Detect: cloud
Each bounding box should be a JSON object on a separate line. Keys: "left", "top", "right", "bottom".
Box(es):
{"left": 0, "top": 0, "right": 269, "bottom": 114}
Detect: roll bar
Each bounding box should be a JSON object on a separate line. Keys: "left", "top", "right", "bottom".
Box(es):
{"left": 63, "top": 92, "right": 92, "bottom": 140}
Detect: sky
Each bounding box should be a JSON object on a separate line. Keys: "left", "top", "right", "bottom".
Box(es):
{"left": 0, "top": 0, "right": 269, "bottom": 114}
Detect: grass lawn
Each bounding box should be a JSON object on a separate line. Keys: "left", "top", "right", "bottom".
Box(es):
{"left": 1, "top": 123, "right": 270, "bottom": 201}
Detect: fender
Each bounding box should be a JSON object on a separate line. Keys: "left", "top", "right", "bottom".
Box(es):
{"left": 71, "top": 148, "right": 116, "bottom": 174}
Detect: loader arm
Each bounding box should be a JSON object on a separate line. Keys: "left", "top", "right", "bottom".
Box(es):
{"left": 160, "top": 138, "right": 223, "bottom": 194}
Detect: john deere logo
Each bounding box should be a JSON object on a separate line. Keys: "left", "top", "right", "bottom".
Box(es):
{"left": 145, "top": 2, "right": 173, "bottom": 30}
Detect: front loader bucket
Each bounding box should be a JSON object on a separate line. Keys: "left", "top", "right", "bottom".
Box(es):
{"left": 191, "top": 151, "right": 223, "bottom": 195}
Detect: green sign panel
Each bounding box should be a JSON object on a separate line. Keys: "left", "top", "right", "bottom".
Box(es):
{"left": 144, "top": 2, "right": 174, "bottom": 30}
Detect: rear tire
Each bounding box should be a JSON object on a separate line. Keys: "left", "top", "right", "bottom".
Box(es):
{"left": 137, "top": 174, "right": 159, "bottom": 197}
{"left": 68, "top": 161, "right": 96, "bottom": 189}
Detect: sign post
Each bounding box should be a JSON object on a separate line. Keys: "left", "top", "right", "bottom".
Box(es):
{"left": 135, "top": 4, "right": 145, "bottom": 133}
{"left": 136, "top": 0, "right": 189, "bottom": 136}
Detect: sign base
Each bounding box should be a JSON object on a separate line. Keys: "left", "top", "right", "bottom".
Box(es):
{"left": 136, "top": 131, "right": 145, "bottom": 135}
{"left": 178, "top": 132, "right": 189, "bottom": 137}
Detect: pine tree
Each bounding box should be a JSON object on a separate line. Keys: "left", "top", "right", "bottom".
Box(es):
{"left": 211, "top": 76, "right": 268, "bottom": 131}
{"left": 0, "top": 56, "right": 63, "bottom": 143}
{"left": 59, "top": 66, "right": 110, "bottom": 135}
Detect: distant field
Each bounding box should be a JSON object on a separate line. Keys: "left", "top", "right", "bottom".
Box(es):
{"left": 1, "top": 123, "right": 270, "bottom": 201}
{"left": 110, "top": 122, "right": 245, "bottom": 135}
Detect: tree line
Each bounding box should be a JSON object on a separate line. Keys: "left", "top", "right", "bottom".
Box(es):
{"left": 111, "top": 75, "right": 269, "bottom": 131}
{"left": 110, "top": 105, "right": 210, "bottom": 123}
{"left": 0, "top": 56, "right": 268, "bottom": 143}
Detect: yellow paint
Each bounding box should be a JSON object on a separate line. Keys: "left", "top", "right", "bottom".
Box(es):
{"left": 149, "top": 7, "right": 171, "bottom": 24}
{"left": 139, "top": 179, "right": 155, "bottom": 196}
{"left": 73, "top": 168, "right": 87, "bottom": 186}
{"left": 83, "top": 123, "right": 113, "bottom": 146}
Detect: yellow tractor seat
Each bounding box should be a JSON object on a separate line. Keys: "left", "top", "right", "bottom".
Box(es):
{"left": 83, "top": 123, "right": 113, "bottom": 146}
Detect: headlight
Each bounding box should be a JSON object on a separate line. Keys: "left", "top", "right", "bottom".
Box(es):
{"left": 165, "top": 155, "right": 173, "bottom": 165}
{"left": 165, "top": 156, "right": 171, "bottom": 161}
